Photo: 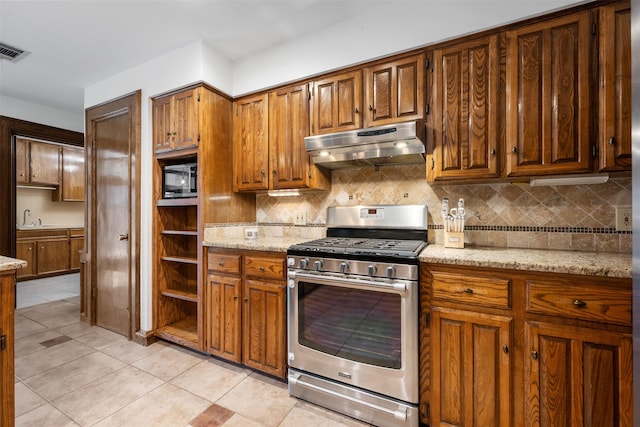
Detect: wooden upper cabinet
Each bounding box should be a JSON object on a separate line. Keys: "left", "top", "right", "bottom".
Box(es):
{"left": 16, "top": 138, "right": 60, "bottom": 185}
{"left": 428, "top": 35, "right": 500, "bottom": 182}
{"left": 598, "top": 2, "right": 631, "bottom": 172}
{"left": 153, "top": 87, "right": 200, "bottom": 153}
{"left": 233, "top": 94, "right": 270, "bottom": 191}
{"left": 54, "top": 146, "right": 85, "bottom": 201}
{"left": 364, "top": 53, "right": 425, "bottom": 127}
{"left": 309, "top": 70, "right": 362, "bottom": 135}
{"left": 505, "top": 11, "right": 593, "bottom": 177}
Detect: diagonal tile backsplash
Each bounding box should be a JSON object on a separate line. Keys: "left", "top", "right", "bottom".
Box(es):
{"left": 255, "top": 165, "right": 632, "bottom": 253}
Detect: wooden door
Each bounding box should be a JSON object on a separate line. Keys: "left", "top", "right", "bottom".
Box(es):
{"left": 431, "top": 307, "right": 511, "bottom": 427}
{"left": 152, "top": 95, "right": 173, "bottom": 152}
{"left": 598, "top": 2, "right": 631, "bottom": 171}
{"left": 268, "top": 84, "right": 310, "bottom": 189}
{"left": 364, "top": 53, "right": 425, "bottom": 127}
{"left": 15, "top": 137, "right": 28, "bottom": 184}
{"left": 525, "top": 321, "right": 633, "bottom": 427}
{"left": 206, "top": 274, "right": 242, "bottom": 362}
{"left": 29, "top": 141, "right": 60, "bottom": 185}
{"left": 310, "top": 70, "right": 362, "bottom": 135}
{"left": 15, "top": 240, "right": 36, "bottom": 279}
{"left": 242, "top": 279, "right": 286, "bottom": 378}
{"left": 233, "top": 94, "right": 269, "bottom": 191}
{"left": 86, "top": 91, "right": 141, "bottom": 339}
{"left": 36, "top": 238, "right": 69, "bottom": 275}
{"left": 429, "top": 35, "right": 499, "bottom": 181}
{"left": 505, "top": 11, "right": 592, "bottom": 176}
{"left": 173, "top": 88, "right": 200, "bottom": 151}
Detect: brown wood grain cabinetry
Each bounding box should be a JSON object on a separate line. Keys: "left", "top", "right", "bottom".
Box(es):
{"left": 422, "top": 263, "right": 632, "bottom": 427}
{"left": 428, "top": 35, "right": 500, "bottom": 181}
{"left": 153, "top": 83, "right": 255, "bottom": 351}
{"left": 505, "top": 11, "right": 593, "bottom": 177}
{"left": 16, "top": 228, "right": 82, "bottom": 280}
{"left": 268, "top": 83, "right": 330, "bottom": 191}
{"left": 16, "top": 137, "right": 61, "bottom": 185}
{"left": 364, "top": 53, "right": 425, "bottom": 128}
{"left": 309, "top": 70, "right": 362, "bottom": 135}
{"left": 53, "top": 146, "right": 85, "bottom": 201}
{"left": 153, "top": 87, "right": 200, "bottom": 153}
{"left": 206, "top": 248, "right": 287, "bottom": 378}
{"left": 0, "top": 269, "right": 17, "bottom": 426}
{"left": 233, "top": 94, "right": 270, "bottom": 191}
{"left": 598, "top": 2, "right": 631, "bottom": 172}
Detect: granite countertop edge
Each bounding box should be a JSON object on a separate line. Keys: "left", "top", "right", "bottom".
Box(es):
{"left": 0, "top": 256, "right": 27, "bottom": 272}
{"left": 204, "top": 238, "right": 632, "bottom": 278}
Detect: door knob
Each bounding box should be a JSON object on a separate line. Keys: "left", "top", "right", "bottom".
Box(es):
{"left": 118, "top": 234, "right": 129, "bottom": 241}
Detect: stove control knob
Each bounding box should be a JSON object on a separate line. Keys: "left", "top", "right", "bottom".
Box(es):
{"left": 367, "top": 265, "right": 377, "bottom": 276}
{"left": 287, "top": 258, "right": 295, "bottom": 267}
{"left": 313, "top": 260, "right": 323, "bottom": 271}
{"left": 385, "top": 266, "right": 395, "bottom": 278}
{"left": 339, "top": 262, "right": 349, "bottom": 273}
{"left": 299, "top": 258, "right": 309, "bottom": 269}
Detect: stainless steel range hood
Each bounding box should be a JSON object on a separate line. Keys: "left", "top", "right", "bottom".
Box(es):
{"left": 305, "top": 120, "right": 426, "bottom": 169}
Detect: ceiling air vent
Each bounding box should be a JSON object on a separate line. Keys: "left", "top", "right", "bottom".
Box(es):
{"left": 0, "top": 42, "right": 29, "bottom": 62}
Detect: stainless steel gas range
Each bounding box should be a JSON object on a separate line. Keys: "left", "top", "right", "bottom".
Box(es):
{"left": 286, "top": 205, "right": 427, "bottom": 427}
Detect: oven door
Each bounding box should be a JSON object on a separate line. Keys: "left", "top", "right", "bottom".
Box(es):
{"left": 287, "top": 269, "right": 418, "bottom": 404}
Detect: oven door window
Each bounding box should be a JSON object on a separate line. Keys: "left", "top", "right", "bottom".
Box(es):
{"left": 298, "top": 281, "right": 401, "bottom": 369}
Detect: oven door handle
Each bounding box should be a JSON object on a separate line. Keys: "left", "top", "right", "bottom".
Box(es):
{"left": 289, "top": 372, "right": 408, "bottom": 421}
{"left": 289, "top": 271, "right": 408, "bottom": 292}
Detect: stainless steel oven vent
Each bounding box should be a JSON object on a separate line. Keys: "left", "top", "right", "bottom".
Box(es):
{"left": 0, "top": 42, "right": 29, "bottom": 62}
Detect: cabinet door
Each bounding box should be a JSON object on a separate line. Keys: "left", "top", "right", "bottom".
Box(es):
{"left": 243, "top": 279, "right": 286, "bottom": 378}
{"left": 36, "top": 239, "right": 70, "bottom": 275}
{"left": 431, "top": 307, "right": 511, "bottom": 427}
{"left": 153, "top": 95, "right": 173, "bottom": 152}
{"left": 29, "top": 141, "right": 60, "bottom": 185}
{"left": 598, "top": 2, "right": 631, "bottom": 172}
{"left": 206, "top": 274, "right": 242, "bottom": 362}
{"left": 15, "top": 241, "right": 36, "bottom": 279}
{"left": 310, "top": 70, "right": 362, "bottom": 135}
{"left": 59, "top": 146, "right": 85, "bottom": 201}
{"left": 505, "top": 11, "right": 592, "bottom": 176}
{"left": 525, "top": 321, "right": 632, "bottom": 427}
{"left": 172, "top": 88, "right": 200, "bottom": 151}
{"left": 0, "top": 272, "right": 16, "bottom": 425}
{"left": 268, "top": 84, "right": 310, "bottom": 189}
{"left": 69, "top": 236, "right": 84, "bottom": 270}
{"left": 364, "top": 53, "right": 425, "bottom": 127}
{"left": 233, "top": 94, "right": 270, "bottom": 191}
{"left": 429, "top": 36, "right": 500, "bottom": 182}
{"left": 15, "top": 137, "right": 29, "bottom": 184}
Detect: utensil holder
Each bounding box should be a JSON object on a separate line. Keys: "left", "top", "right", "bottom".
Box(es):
{"left": 444, "top": 230, "right": 464, "bottom": 249}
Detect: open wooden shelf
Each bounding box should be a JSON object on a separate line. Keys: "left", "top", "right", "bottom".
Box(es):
{"left": 156, "top": 316, "right": 198, "bottom": 350}
{"left": 160, "top": 256, "right": 198, "bottom": 265}
{"left": 156, "top": 197, "right": 198, "bottom": 207}
{"left": 161, "top": 230, "right": 198, "bottom": 236}
{"left": 161, "top": 289, "right": 198, "bottom": 302}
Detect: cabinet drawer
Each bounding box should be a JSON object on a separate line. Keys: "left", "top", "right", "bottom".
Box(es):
{"left": 526, "top": 280, "right": 631, "bottom": 325}
{"left": 245, "top": 256, "right": 284, "bottom": 280}
{"left": 208, "top": 253, "right": 241, "bottom": 275}
{"left": 432, "top": 271, "right": 511, "bottom": 310}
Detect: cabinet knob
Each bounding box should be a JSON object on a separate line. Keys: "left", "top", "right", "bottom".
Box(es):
{"left": 166, "top": 132, "right": 171, "bottom": 137}
{"left": 511, "top": 147, "right": 517, "bottom": 154}
{"left": 259, "top": 266, "right": 266, "bottom": 272}
{"left": 28, "top": 247, "right": 32, "bottom": 251}
{"left": 218, "top": 261, "right": 224, "bottom": 266}
{"left": 573, "top": 299, "right": 587, "bottom": 308}
{"left": 233, "top": 296, "right": 238, "bottom": 301}
{"left": 463, "top": 288, "right": 474, "bottom": 294}
{"left": 244, "top": 297, "right": 248, "bottom": 303}
{"left": 503, "top": 345, "right": 509, "bottom": 354}
{"left": 355, "top": 108, "right": 359, "bottom": 114}
{"left": 531, "top": 351, "right": 538, "bottom": 360}
{"left": 490, "top": 148, "right": 496, "bottom": 156}
{"left": 369, "top": 105, "right": 373, "bottom": 111}
{"left": 41, "top": 246, "right": 45, "bottom": 250}
{"left": 608, "top": 137, "right": 616, "bottom": 145}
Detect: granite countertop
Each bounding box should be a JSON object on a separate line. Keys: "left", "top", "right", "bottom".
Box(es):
{"left": 16, "top": 224, "right": 84, "bottom": 230}
{"left": 203, "top": 237, "right": 310, "bottom": 253}
{"left": 420, "top": 245, "right": 632, "bottom": 278}
{"left": 0, "top": 256, "right": 27, "bottom": 272}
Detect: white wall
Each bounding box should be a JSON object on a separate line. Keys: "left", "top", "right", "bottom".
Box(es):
{"left": 0, "top": 94, "right": 83, "bottom": 132}
{"left": 83, "top": 0, "right": 586, "bottom": 334}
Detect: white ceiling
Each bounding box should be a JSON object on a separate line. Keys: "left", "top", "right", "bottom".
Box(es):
{"left": 0, "top": 0, "right": 388, "bottom": 115}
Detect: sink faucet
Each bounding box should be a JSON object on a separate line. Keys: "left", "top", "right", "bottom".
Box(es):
{"left": 22, "top": 209, "right": 31, "bottom": 226}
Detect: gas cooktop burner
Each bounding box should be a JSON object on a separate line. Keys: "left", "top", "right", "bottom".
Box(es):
{"left": 289, "top": 237, "right": 426, "bottom": 258}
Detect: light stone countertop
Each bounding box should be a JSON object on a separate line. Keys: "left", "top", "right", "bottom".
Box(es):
{"left": 203, "top": 237, "right": 310, "bottom": 253}
{"left": 419, "top": 245, "right": 632, "bottom": 278}
{"left": 0, "top": 256, "right": 27, "bottom": 272}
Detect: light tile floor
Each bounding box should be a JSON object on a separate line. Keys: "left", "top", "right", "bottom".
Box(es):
{"left": 14, "top": 275, "right": 370, "bottom": 426}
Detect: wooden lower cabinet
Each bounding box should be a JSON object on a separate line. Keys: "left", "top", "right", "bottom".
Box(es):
{"left": 16, "top": 228, "right": 82, "bottom": 280}
{"left": 0, "top": 269, "right": 17, "bottom": 426}
{"left": 431, "top": 307, "right": 511, "bottom": 427}
{"left": 524, "top": 321, "right": 633, "bottom": 427}
{"left": 206, "top": 248, "right": 287, "bottom": 378}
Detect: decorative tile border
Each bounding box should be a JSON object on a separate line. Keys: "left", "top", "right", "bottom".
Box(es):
{"left": 429, "top": 224, "right": 632, "bottom": 235}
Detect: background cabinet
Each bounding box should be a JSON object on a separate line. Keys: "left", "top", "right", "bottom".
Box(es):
{"left": 309, "top": 70, "right": 362, "bottom": 135}
{"left": 505, "top": 11, "right": 593, "bottom": 177}
{"left": 16, "top": 137, "right": 60, "bottom": 185}
{"left": 53, "top": 146, "right": 85, "bottom": 201}
{"left": 428, "top": 35, "right": 500, "bottom": 182}
{"left": 16, "top": 228, "right": 81, "bottom": 280}
{"left": 364, "top": 53, "right": 425, "bottom": 128}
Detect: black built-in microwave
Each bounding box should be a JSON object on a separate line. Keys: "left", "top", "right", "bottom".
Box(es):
{"left": 162, "top": 162, "right": 197, "bottom": 198}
